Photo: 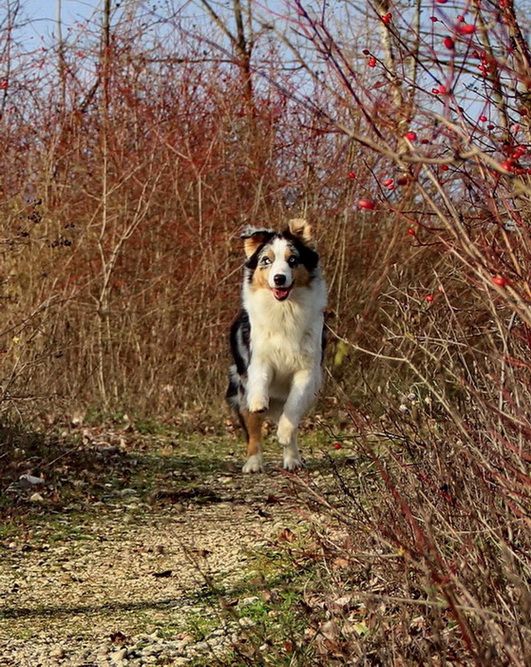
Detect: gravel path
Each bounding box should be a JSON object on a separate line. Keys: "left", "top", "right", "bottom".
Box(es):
{"left": 0, "top": 429, "right": 320, "bottom": 666}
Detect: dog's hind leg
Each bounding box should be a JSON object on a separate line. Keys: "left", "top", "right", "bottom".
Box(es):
{"left": 241, "top": 409, "right": 265, "bottom": 473}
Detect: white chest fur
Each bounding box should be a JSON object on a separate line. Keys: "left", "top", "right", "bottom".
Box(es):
{"left": 243, "top": 276, "right": 326, "bottom": 374}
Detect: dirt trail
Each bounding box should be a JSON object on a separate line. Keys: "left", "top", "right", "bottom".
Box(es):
{"left": 0, "top": 427, "right": 324, "bottom": 666}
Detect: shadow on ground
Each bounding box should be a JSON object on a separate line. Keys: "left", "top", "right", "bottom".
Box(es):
{"left": 0, "top": 422, "right": 244, "bottom": 527}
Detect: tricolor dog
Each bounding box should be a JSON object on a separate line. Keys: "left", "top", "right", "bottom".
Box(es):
{"left": 226, "top": 219, "right": 327, "bottom": 473}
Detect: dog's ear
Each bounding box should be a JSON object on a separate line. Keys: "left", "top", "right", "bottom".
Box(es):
{"left": 288, "top": 218, "right": 312, "bottom": 244}
{"left": 241, "top": 226, "right": 273, "bottom": 258}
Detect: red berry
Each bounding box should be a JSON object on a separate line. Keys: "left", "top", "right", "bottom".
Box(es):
{"left": 381, "top": 12, "right": 392, "bottom": 25}
{"left": 479, "top": 115, "right": 488, "bottom": 122}
{"left": 430, "top": 16, "right": 438, "bottom": 22}
{"left": 487, "top": 123, "right": 495, "bottom": 130}
{"left": 362, "top": 48, "right": 370, "bottom": 55}
{"left": 456, "top": 15, "right": 465, "bottom": 22}
{"left": 440, "top": 164, "right": 449, "bottom": 171}
{"left": 433, "top": 84, "right": 448, "bottom": 95}
{"left": 407, "top": 227, "right": 416, "bottom": 236}
{"left": 425, "top": 294, "right": 434, "bottom": 303}
{"left": 492, "top": 275, "right": 508, "bottom": 287}
{"left": 396, "top": 175, "right": 410, "bottom": 186}
{"left": 405, "top": 131, "right": 417, "bottom": 141}
{"left": 382, "top": 177, "right": 394, "bottom": 187}
{"left": 456, "top": 23, "right": 476, "bottom": 35}
{"left": 435, "top": 0, "right": 447, "bottom": 3}
{"left": 500, "top": 159, "right": 513, "bottom": 172}
{"left": 443, "top": 36, "right": 455, "bottom": 49}
{"left": 0, "top": 79, "right": 7, "bottom": 90}
{"left": 368, "top": 56, "right": 377, "bottom": 68}
{"left": 358, "top": 198, "right": 376, "bottom": 210}
{"left": 347, "top": 170, "right": 357, "bottom": 180}
{"left": 333, "top": 442, "right": 342, "bottom": 450}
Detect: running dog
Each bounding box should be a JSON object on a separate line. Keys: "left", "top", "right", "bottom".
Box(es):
{"left": 226, "top": 218, "right": 327, "bottom": 473}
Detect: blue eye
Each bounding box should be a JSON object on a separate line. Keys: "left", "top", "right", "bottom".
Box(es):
{"left": 288, "top": 256, "right": 299, "bottom": 267}
{"left": 260, "top": 256, "right": 271, "bottom": 265}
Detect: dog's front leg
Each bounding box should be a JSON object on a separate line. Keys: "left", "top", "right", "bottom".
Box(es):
{"left": 277, "top": 369, "right": 319, "bottom": 470}
{"left": 246, "top": 360, "right": 272, "bottom": 414}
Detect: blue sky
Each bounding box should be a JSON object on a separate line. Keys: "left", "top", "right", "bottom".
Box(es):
{"left": 20, "top": 0, "right": 100, "bottom": 42}
{"left": 11, "top": 0, "right": 526, "bottom": 123}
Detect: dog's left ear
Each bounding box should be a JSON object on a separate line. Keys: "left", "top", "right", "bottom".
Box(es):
{"left": 241, "top": 226, "right": 273, "bottom": 258}
{"left": 288, "top": 218, "right": 313, "bottom": 244}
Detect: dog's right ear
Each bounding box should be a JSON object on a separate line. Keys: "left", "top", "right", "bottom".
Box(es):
{"left": 240, "top": 227, "right": 273, "bottom": 258}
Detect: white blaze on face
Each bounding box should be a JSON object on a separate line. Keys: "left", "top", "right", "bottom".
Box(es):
{"left": 268, "top": 238, "right": 293, "bottom": 290}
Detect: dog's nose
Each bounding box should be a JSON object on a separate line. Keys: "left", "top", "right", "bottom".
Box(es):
{"left": 273, "top": 274, "right": 286, "bottom": 286}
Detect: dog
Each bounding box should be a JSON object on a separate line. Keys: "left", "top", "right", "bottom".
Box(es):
{"left": 226, "top": 218, "right": 327, "bottom": 473}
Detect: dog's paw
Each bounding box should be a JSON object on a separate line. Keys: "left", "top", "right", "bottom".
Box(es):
{"left": 276, "top": 417, "right": 294, "bottom": 446}
{"left": 247, "top": 396, "right": 269, "bottom": 414}
{"left": 283, "top": 451, "right": 303, "bottom": 471}
{"left": 242, "top": 454, "right": 264, "bottom": 473}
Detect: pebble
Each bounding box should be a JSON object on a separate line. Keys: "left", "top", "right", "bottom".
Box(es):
{"left": 194, "top": 641, "right": 210, "bottom": 652}
{"left": 110, "top": 647, "right": 128, "bottom": 663}
{"left": 209, "top": 628, "right": 227, "bottom": 637}
{"left": 141, "top": 644, "right": 162, "bottom": 656}
{"left": 19, "top": 474, "right": 45, "bottom": 487}
{"left": 240, "top": 596, "right": 260, "bottom": 606}
{"left": 49, "top": 646, "right": 66, "bottom": 659}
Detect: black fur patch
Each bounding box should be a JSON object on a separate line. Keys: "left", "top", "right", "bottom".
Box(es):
{"left": 229, "top": 309, "right": 251, "bottom": 376}
{"left": 282, "top": 229, "right": 319, "bottom": 273}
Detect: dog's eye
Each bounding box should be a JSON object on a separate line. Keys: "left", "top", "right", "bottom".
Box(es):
{"left": 288, "top": 256, "right": 299, "bottom": 267}
{"left": 260, "top": 256, "right": 271, "bottom": 266}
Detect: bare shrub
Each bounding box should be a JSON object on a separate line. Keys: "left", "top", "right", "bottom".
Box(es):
{"left": 0, "top": 1, "right": 529, "bottom": 661}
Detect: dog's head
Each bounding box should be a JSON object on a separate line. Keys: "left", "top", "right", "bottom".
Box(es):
{"left": 242, "top": 219, "right": 319, "bottom": 302}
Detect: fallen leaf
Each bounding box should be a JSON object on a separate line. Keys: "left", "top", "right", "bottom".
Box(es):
{"left": 353, "top": 621, "right": 369, "bottom": 636}
{"left": 278, "top": 528, "right": 296, "bottom": 543}
{"left": 320, "top": 619, "right": 340, "bottom": 641}
{"left": 284, "top": 639, "right": 294, "bottom": 653}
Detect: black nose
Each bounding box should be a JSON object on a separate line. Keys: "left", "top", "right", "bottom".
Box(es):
{"left": 273, "top": 274, "right": 286, "bottom": 286}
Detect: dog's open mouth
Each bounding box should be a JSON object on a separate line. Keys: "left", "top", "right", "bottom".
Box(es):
{"left": 272, "top": 287, "right": 292, "bottom": 301}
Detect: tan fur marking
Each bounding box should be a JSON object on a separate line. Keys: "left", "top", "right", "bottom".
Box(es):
{"left": 283, "top": 246, "right": 312, "bottom": 288}
{"left": 293, "top": 264, "right": 312, "bottom": 287}
{"left": 242, "top": 410, "right": 264, "bottom": 457}
{"left": 244, "top": 237, "right": 262, "bottom": 258}
{"left": 243, "top": 231, "right": 272, "bottom": 258}
{"left": 288, "top": 218, "right": 313, "bottom": 244}
{"left": 250, "top": 248, "right": 274, "bottom": 292}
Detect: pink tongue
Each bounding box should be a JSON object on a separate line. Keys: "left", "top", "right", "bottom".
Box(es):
{"left": 274, "top": 288, "right": 289, "bottom": 299}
